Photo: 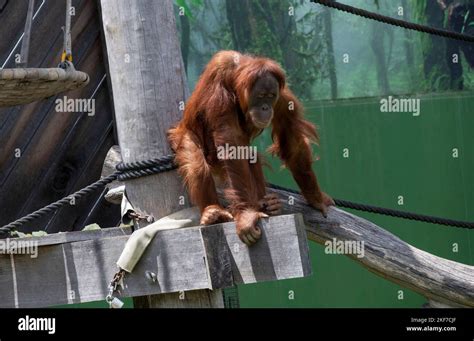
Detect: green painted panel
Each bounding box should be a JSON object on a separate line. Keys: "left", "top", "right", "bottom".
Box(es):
{"left": 239, "top": 92, "right": 474, "bottom": 308}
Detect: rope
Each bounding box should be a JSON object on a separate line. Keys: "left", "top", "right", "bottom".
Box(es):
{"left": 0, "top": 155, "right": 176, "bottom": 238}
{"left": 0, "top": 173, "right": 118, "bottom": 238}
{"left": 116, "top": 155, "right": 177, "bottom": 181}
{"left": 1, "top": 155, "right": 473, "bottom": 238}
{"left": 267, "top": 183, "right": 474, "bottom": 229}
{"left": 61, "top": 0, "right": 73, "bottom": 63}
{"left": 312, "top": 0, "right": 474, "bottom": 43}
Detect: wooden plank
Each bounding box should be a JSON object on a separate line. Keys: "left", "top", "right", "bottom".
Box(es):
{"left": 0, "top": 226, "right": 131, "bottom": 249}
{"left": 123, "top": 228, "right": 213, "bottom": 296}
{"left": 14, "top": 244, "right": 72, "bottom": 308}
{"left": 21, "top": 1, "right": 114, "bottom": 229}
{"left": 223, "top": 213, "right": 312, "bottom": 283}
{"left": 133, "top": 289, "right": 225, "bottom": 308}
{"left": 200, "top": 224, "right": 234, "bottom": 289}
{"left": 0, "top": 232, "right": 209, "bottom": 308}
{"left": 0, "top": 255, "right": 16, "bottom": 308}
{"left": 0, "top": 0, "right": 39, "bottom": 66}
{"left": 0, "top": 214, "right": 311, "bottom": 308}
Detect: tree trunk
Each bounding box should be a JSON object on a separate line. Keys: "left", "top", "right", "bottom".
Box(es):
{"left": 323, "top": 7, "right": 337, "bottom": 99}
{"left": 422, "top": 0, "right": 449, "bottom": 90}
{"left": 225, "top": 0, "right": 252, "bottom": 51}
{"left": 370, "top": 22, "right": 390, "bottom": 95}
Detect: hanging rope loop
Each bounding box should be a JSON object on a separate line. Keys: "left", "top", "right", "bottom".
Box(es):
{"left": 61, "top": 0, "right": 73, "bottom": 63}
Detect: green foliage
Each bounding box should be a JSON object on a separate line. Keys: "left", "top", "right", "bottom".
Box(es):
{"left": 242, "top": 6, "right": 283, "bottom": 63}
{"left": 179, "top": 0, "right": 473, "bottom": 100}
{"left": 412, "top": 0, "right": 427, "bottom": 22}
{"left": 11, "top": 230, "right": 48, "bottom": 238}
{"left": 176, "top": 0, "right": 325, "bottom": 99}
{"left": 175, "top": 0, "right": 203, "bottom": 21}
{"left": 227, "top": 0, "right": 325, "bottom": 100}
{"left": 82, "top": 223, "right": 101, "bottom": 231}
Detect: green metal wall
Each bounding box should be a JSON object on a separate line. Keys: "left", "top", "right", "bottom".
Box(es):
{"left": 238, "top": 91, "right": 474, "bottom": 307}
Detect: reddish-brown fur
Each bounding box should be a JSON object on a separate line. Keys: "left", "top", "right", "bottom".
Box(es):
{"left": 168, "top": 50, "right": 333, "bottom": 245}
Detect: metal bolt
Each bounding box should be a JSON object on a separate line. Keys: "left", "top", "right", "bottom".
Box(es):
{"left": 145, "top": 271, "right": 157, "bottom": 283}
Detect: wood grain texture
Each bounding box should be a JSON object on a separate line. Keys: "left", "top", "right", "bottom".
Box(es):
{"left": 0, "top": 226, "right": 131, "bottom": 249}
{"left": 0, "top": 0, "right": 119, "bottom": 233}
{"left": 222, "top": 214, "right": 312, "bottom": 284}
{"left": 0, "top": 214, "right": 309, "bottom": 308}
{"left": 99, "top": 0, "right": 188, "bottom": 219}
{"left": 99, "top": 0, "right": 215, "bottom": 308}
{"left": 200, "top": 225, "right": 234, "bottom": 289}
{"left": 133, "top": 289, "right": 224, "bottom": 308}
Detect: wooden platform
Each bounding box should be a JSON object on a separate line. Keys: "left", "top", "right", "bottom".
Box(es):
{"left": 0, "top": 214, "right": 311, "bottom": 308}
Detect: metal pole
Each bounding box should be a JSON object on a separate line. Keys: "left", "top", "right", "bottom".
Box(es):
{"left": 62, "top": 0, "right": 72, "bottom": 62}
{"left": 18, "top": 0, "right": 35, "bottom": 68}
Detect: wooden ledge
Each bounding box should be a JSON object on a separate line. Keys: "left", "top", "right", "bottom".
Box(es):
{"left": 0, "top": 214, "right": 311, "bottom": 308}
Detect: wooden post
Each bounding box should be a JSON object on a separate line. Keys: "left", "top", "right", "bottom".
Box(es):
{"left": 99, "top": 0, "right": 223, "bottom": 307}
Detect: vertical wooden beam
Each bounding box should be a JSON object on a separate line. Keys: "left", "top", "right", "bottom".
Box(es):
{"left": 99, "top": 0, "right": 223, "bottom": 308}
